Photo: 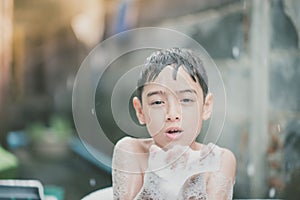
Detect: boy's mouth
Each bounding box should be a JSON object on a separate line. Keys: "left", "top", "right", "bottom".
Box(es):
{"left": 165, "top": 127, "right": 183, "bottom": 140}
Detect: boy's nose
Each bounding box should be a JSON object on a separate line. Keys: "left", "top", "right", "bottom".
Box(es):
{"left": 166, "top": 100, "right": 181, "bottom": 122}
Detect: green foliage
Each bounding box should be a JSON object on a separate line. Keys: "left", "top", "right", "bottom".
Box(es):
{"left": 48, "top": 115, "right": 72, "bottom": 140}
{"left": 27, "top": 115, "right": 72, "bottom": 143}
{"left": 26, "top": 121, "right": 45, "bottom": 142}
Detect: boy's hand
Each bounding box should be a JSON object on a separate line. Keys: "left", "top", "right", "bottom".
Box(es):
{"left": 146, "top": 144, "right": 208, "bottom": 195}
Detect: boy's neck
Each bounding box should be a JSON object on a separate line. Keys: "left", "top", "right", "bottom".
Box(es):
{"left": 189, "top": 141, "right": 203, "bottom": 151}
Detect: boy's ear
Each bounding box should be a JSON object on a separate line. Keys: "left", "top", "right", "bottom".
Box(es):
{"left": 133, "top": 97, "right": 145, "bottom": 125}
{"left": 202, "top": 93, "right": 213, "bottom": 120}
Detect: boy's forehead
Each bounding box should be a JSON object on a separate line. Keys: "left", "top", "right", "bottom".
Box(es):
{"left": 143, "top": 66, "right": 203, "bottom": 95}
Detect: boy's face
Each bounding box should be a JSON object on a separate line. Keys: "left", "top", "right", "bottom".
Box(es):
{"left": 133, "top": 65, "right": 213, "bottom": 149}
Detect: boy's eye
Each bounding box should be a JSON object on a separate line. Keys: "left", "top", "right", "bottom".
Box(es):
{"left": 150, "top": 100, "right": 165, "bottom": 105}
{"left": 180, "top": 98, "right": 195, "bottom": 103}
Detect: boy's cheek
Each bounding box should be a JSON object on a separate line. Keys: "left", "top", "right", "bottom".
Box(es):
{"left": 182, "top": 111, "right": 202, "bottom": 129}
{"left": 145, "top": 111, "right": 165, "bottom": 129}
{"left": 183, "top": 108, "right": 201, "bottom": 119}
{"left": 146, "top": 109, "right": 166, "bottom": 121}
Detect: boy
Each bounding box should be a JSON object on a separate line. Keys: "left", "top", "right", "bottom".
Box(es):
{"left": 112, "top": 47, "right": 236, "bottom": 199}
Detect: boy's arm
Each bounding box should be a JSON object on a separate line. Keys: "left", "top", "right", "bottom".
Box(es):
{"left": 206, "top": 148, "right": 236, "bottom": 200}
{"left": 112, "top": 137, "right": 143, "bottom": 200}
{"left": 112, "top": 139, "right": 171, "bottom": 199}
{"left": 112, "top": 169, "right": 143, "bottom": 199}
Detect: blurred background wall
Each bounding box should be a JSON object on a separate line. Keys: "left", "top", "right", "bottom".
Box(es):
{"left": 0, "top": 0, "right": 300, "bottom": 199}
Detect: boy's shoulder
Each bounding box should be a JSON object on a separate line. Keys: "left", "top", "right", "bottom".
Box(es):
{"left": 204, "top": 143, "right": 235, "bottom": 163}
{"left": 115, "top": 136, "right": 154, "bottom": 154}
{"left": 215, "top": 145, "right": 236, "bottom": 179}
{"left": 218, "top": 146, "right": 236, "bottom": 166}
{"left": 115, "top": 136, "right": 136, "bottom": 148}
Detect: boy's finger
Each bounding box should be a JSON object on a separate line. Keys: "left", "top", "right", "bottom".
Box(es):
{"left": 166, "top": 145, "right": 186, "bottom": 156}
{"left": 149, "top": 144, "right": 161, "bottom": 153}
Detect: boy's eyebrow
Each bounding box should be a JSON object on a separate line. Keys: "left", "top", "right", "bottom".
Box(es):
{"left": 146, "top": 90, "right": 165, "bottom": 97}
{"left": 177, "top": 89, "right": 197, "bottom": 94}
{"left": 146, "top": 89, "right": 197, "bottom": 97}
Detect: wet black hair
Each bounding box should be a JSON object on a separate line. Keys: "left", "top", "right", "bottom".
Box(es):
{"left": 136, "top": 47, "right": 208, "bottom": 102}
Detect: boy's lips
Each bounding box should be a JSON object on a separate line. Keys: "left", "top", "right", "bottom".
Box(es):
{"left": 164, "top": 127, "right": 183, "bottom": 140}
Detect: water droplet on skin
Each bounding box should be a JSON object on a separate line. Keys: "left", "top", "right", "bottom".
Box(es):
{"left": 91, "top": 108, "right": 95, "bottom": 115}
